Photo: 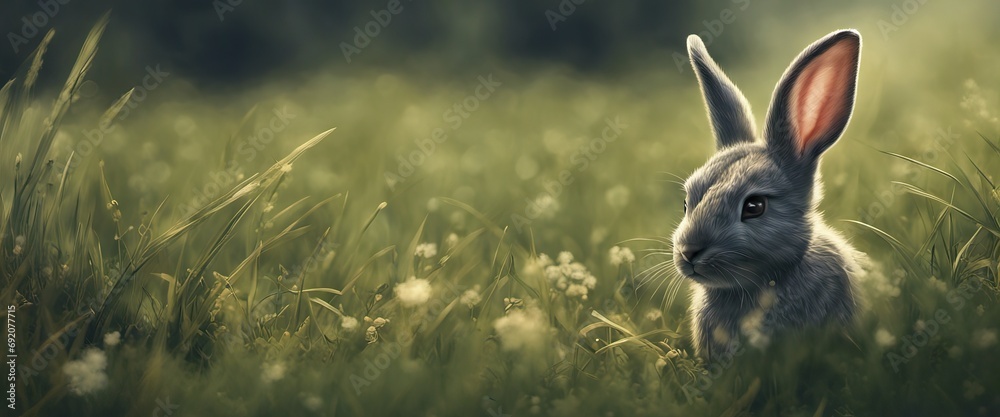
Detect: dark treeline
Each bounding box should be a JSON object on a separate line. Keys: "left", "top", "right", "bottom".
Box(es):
{"left": 0, "top": 1, "right": 883, "bottom": 95}
{"left": 0, "top": 1, "right": 713, "bottom": 89}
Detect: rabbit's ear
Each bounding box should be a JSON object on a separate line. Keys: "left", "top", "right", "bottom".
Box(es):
{"left": 764, "top": 30, "right": 861, "bottom": 164}
{"left": 687, "top": 35, "right": 757, "bottom": 149}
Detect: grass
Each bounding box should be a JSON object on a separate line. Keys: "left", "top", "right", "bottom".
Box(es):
{"left": 2, "top": 18, "right": 999, "bottom": 417}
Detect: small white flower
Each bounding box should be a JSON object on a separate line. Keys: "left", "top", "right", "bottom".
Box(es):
{"left": 971, "top": 328, "right": 997, "bottom": 349}
{"left": 645, "top": 309, "right": 663, "bottom": 321}
{"left": 445, "top": 233, "right": 460, "bottom": 248}
{"left": 103, "top": 331, "right": 121, "bottom": 347}
{"left": 63, "top": 348, "right": 108, "bottom": 395}
{"left": 544, "top": 265, "right": 562, "bottom": 282}
{"left": 461, "top": 286, "right": 482, "bottom": 307}
{"left": 948, "top": 345, "right": 963, "bottom": 358}
{"left": 414, "top": 243, "right": 438, "bottom": 259}
{"left": 609, "top": 246, "right": 635, "bottom": 266}
{"left": 261, "top": 361, "right": 286, "bottom": 383}
{"left": 540, "top": 251, "right": 598, "bottom": 299}
{"left": 373, "top": 317, "right": 389, "bottom": 327}
{"left": 395, "top": 277, "right": 432, "bottom": 307}
{"left": 532, "top": 194, "right": 560, "bottom": 220}
{"left": 493, "top": 306, "right": 551, "bottom": 352}
{"left": 963, "top": 380, "right": 985, "bottom": 399}
{"left": 341, "top": 316, "right": 359, "bottom": 331}
{"left": 279, "top": 163, "right": 293, "bottom": 173}
{"left": 565, "top": 283, "right": 589, "bottom": 299}
{"left": 303, "top": 395, "right": 322, "bottom": 411}
{"left": 12, "top": 235, "right": 25, "bottom": 256}
{"left": 523, "top": 254, "right": 553, "bottom": 277}
{"left": 875, "top": 328, "right": 896, "bottom": 347}
{"left": 928, "top": 276, "right": 948, "bottom": 292}
{"left": 557, "top": 251, "right": 574, "bottom": 265}
{"left": 604, "top": 185, "right": 631, "bottom": 209}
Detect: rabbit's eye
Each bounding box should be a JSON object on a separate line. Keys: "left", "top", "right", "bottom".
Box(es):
{"left": 741, "top": 196, "right": 767, "bottom": 220}
{"left": 683, "top": 201, "right": 687, "bottom": 214}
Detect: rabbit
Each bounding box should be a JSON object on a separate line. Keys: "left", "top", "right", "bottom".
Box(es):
{"left": 671, "top": 29, "right": 865, "bottom": 359}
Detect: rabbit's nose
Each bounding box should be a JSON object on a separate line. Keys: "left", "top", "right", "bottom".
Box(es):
{"left": 680, "top": 246, "right": 704, "bottom": 263}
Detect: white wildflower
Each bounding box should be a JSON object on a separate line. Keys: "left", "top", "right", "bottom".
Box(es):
{"left": 103, "top": 331, "right": 121, "bottom": 347}
{"left": 395, "top": 277, "right": 432, "bottom": 307}
{"left": 531, "top": 194, "right": 560, "bottom": 220}
{"left": 414, "top": 243, "right": 438, "bottom": 259}
{"left": 971, "top": 328, "right": 997, "bottom": 349}
{"left": 461, "top": 286, "right": 482, "bottom": 307}
{"left": 12, "top": 235, "right": 25, "bottom": 256}
{"left": 948, "top": 345, "right": 963, "bottom": 358}
{"left": 960, "top": 79, "right": 998, "bottom": 126}
{"left": 303, "top": 395, "right": 322, "bottom": 411}
{"left": 261, "top": 361, "right": 286, "bottom": 383}
{"left": 279, "top": 163, "right": 293, "bottom": 173}
{"left": 857, "top": 258, "right": 900, "bottom": 297}
{"left": 645, "top": 309, "right": 663, "bottom": 321}
{"left": 63, "top": 348, "right": 108, "bottom": 395}
{"left": 493, "top": 306, "right": 551, "bottom": 352}
{"left": 875, "top": 328, "right": 896, "bottom": 347}
{"left": 445, "top": 233, "right": 460, "bottom": 248}
{"left": 541, "top": 251, "right": 597, "bottom": 299}
{"left": 523, "top": 253, "right": 553, "bottom": 277}
{"left": 740, "top": 310, "right": 771, "bottom": 350}
{"left": 963, "top": 380, "right": 985, "bottom": 399}
{"left": 372, "top": 317, "right": 389, "bottom": 327}
{"left": 928, "top": 276, "right": 948, "bottom": 292}
{"left": 609, "top": 246, "right": 635, "bottom": 266}
{"left": 557, "top": 251, "right": 574, "bottom": 265}
{"left": 604, "top": 185, "right": 631, "bottom": 209}
{"left": 341, "top": 316, "right": 359, "bottom": 331}
{"left": 530, "top": 396, "right": 542, "bottom": 414}
{"left": 565, "top": 283, "right": 589, "bottom": 299}
{"left": 426, "top": 197, "right": 440, "bottom": 212}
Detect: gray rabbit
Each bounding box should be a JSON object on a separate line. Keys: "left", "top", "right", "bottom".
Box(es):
{"left": 672, "top": 30, "right": 864, "bottom": 359}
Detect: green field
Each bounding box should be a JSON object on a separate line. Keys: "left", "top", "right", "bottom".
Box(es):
{"left": 2, "top": 2, "right": 999, "bottom": 416}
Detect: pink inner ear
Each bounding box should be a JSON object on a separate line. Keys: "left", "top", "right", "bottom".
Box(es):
{"left": 788, "top": 40, "right": 858, "bottom": 155}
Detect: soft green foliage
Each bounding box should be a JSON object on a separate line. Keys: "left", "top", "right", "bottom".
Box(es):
{"left": 2, "top": 11, "right": 999, "bottom": 417}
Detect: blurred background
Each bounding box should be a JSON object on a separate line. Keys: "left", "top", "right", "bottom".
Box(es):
{"left": 1, "top": 0, "right": 998, "bottom": 307}
{"left": 2, "top": 0, "right": 998, "bottom": 270}
{"left": 2, "top": 0, "right": 995, "bottom": 232}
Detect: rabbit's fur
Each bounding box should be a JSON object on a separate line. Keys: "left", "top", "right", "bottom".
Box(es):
{"left": 672, "top": 30, "right": 864, "bottom": 359}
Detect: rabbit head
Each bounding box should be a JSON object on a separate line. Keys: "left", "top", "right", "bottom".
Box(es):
{"left": 672, "top": 30, "right": 861, "bottom": 291}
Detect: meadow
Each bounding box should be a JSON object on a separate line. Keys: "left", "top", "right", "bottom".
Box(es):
{"left": 1, "top": 2, "right": 999, "bottom": 416}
